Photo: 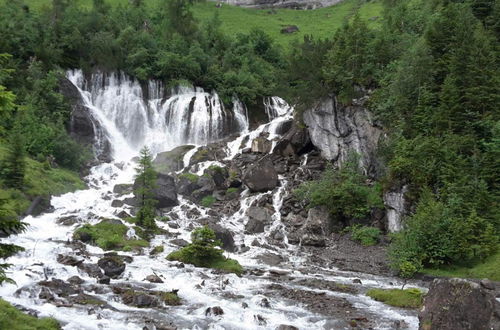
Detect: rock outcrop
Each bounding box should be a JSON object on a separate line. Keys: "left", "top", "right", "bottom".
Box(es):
{"left": 59, "top": 76, "right": 111, "bottom": 163}
{"left": 303, "top": 96, "right": 382, "bottom": 177}
{"left": 384, "top": 185, "right": 409, "bottom": 232}
{"left": 153, "top": 145, "right": 195, "bottom": 174}
{"left": 419, "top": 278, "right": 500, "bottom": 330}
{"left": 134, "top": 173, "right": 178, "bottom": 208}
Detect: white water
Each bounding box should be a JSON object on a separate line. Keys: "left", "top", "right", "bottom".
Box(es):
{"left": 0, "top": 72, "right": 419, "bottom": 329}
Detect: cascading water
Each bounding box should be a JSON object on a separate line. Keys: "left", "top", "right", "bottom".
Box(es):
{"left": 0, "top": 72, "right": 421, "bottom": 330}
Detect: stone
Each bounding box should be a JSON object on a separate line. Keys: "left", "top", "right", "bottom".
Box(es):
{"left": 153, "top": 145, "right": 195, "bottom": 174}
{"left": 242, "top": 158, "right": 278, "bottom": 192}
{"left": 56, "top": 215, "right": 80, "bottom": 226}
{"left": 113, "top": 184, "right": 133, "bottom": 195}
{"left": 177, "top": 175, "right": 201, "bottom": 196}
{"left": 245, "top": 207, "right": 272, "bottom": 234}
{"left": 57, "top": 254, "right": 83, "bottom": 267}
{"left": 116, "top": 210, "right": 131, "bottom": 219}
{"left": 98, "top": 276, "right": 111, "bottom": 285}
{"left": 208, "top": 223, "right": 236, "bottom": 252}
{"left": 273, "top": 122, "right": 312, "bottom": 157}
{"left": 67, "top": 276, "right": 84, "bottom": 285}
{"left": 480, "top": 279, "right": 495, "bottom": 290}
{"left": 260, "top": 298, "right": 271, "bottom": 308}
{"left": 251, "top": 136, "right": 272, "bottom": 153}
{"left": 304, "top": 206, "right": 334, "bottom": 235}
{"left": 281, "top": 25, "right": 299, "bottom": 34}
{"left": 192, "top": 176, "right": 216, "bottom": 201}
{"left": 276, "top": 326, "right": 299, "bottom": 330}
{"left": 170, "top": 239, "right": 189, "bottom": 247}
{"left": 38, "top": 279, "right": 80, "bottom": 297}
{"left": 300, "top": 234, "right": 326, "bottom": 247}
{"left": 111, "top": 200, "right": 124, "bottom": 208}
{"left": 78, "top": 263, "right": 104, "bottom": 279}
{"left": 204, "top": 166, "right": 229, "bottom": 189}
{"left": 97, "top": 256, "right": 126, "bottom": 278}
{"left": 419, "top": 278, "right": 500, "bottom": 330}
{"left": 145, "top": 275, "right": 164, "bottom": 283}
{"left": 134, "top": 173, "right": 178, "bottom": 208}
{"left": 384, "top": 185, "right": 409, "bottom": 233}
{"left": 205, "top": 306, "right": 224, "bottom": 316}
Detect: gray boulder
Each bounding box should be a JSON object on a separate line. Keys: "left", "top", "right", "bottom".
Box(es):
{"left": 242, "top": 158, "right": 278, "bottom": 192}
{"left": 245, "top": 207, "right": 273, "bottom": 234}
{"left": 251, "top": 136, "right": 273, "bottom": 153}
{"left": 419, "top": 278, "right": 500, "bottom": 330}
{"left": 153, "top": 145, "right": 195, "bottom": 174}
{"left": 134, "top": 173, "right": 178, "bottom": 208}
{"left": 97, "top": 256, "right": 126, "bottom": 279}
{"left": 113, "top": 184, "right": 133, "bottom": 195}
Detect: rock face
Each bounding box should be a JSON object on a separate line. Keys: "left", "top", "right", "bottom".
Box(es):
{"left": 245, "top": 207, "right": 273, "bottom": 233}
{"left": 242, "top": 157, "right": 278, "bottom": 192}
{"left": 383, "top": 185, "right": 409, "bottom": 232}
{"left": 303, "top": 96, "right": 382, "bottom": 177}
{"left": 273, "top": 122, "right": 313, "bottom": 157}
{"left": 153, "top": 145, "right": 195, "bottom": 174}
{"left": 59, "top": 76, "right": 111, "bottom": 163}
{"left": 419, "top": 278, "right": 500, "bottom": 330}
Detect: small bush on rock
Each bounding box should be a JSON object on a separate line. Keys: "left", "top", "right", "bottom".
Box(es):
{"left": 166, "top": 226, "right": 243, "bottom": 275}
{"left": 349, "top": 225, "right": 381, "bottom": 246}
{"left": 201, "top": 195, "right": 216, "bottom": 207}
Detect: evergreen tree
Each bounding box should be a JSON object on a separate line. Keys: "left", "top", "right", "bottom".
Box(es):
{"left": 2, "top": 127, "right": 26, "bottom": 190}
{"left": 135, "top": 146, "right": 157, "bottom": 230}
{"left": 0, "top": 191, "right": 26, "bottom": 284}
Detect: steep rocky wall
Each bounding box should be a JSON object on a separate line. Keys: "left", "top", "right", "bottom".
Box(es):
{"left": 303, "top": 96, "right": 383, "bottom": 178}
{"left": 213, "top": 0, "right": 343, "bottom": 9}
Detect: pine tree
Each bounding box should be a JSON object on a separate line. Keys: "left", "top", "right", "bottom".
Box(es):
{"left": 2, "top": 127, "right": 25, "bottom": 190}
{"left": 0, "top": 192, "right": 26, "bottom": 284}
{"left": 135, "top": 146, "right": 157, "bottom": 230}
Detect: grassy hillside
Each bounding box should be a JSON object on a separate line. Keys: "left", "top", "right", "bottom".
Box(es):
{"left": 6, "top": 0, "right": 382, "bottom": 46}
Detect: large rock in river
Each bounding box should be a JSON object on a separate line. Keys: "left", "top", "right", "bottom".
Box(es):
{"left": 419, "top": 278, "right": 500, "bottom": 330}
{"left": 242, "top": 158, "right": 278, "bottom": 192}
{"left": 134, "top": 173, "right": 178, "bottom": 208}
{"left": 152, "top": 145, "right": 195, "bottom": 174}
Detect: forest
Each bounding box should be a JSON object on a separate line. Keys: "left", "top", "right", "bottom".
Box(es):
{"left": 0, "top": 0, "right": 499, "bottom": 327}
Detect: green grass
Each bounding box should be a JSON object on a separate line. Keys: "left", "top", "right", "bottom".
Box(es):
{"left": 0, "top": 298, "right": 60, "bottom": 330}
{"left": 73, "top": 220, "right": 149, "bottom": 251}
{"left": 423, "top": 251, "right": 500, "bottom": 281}
{"left": 201, "top": 195, "right": 216, "bottom": 207}
{"left": 367, "top": 288, "right": 423, "bottom": 308}
{"left": 167, "top": 249, "right": 243, "bottom": 275}
{"left": 4, "top": 0, "right": 382, "bottom": 47}
{"left": 349, "top": 225, "right": 381, "bottom": 246}
{"left": 179, "top": 173, "right": 199, "bottom": 183}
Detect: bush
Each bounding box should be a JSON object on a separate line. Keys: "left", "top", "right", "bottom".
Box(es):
{"left": 349, "top": 225, "right": 381, "bottom": 246}
{"left": 367, "top": 288, "right": 423, "bottom": 308}
{"left": 73, "top": 220, "right": 149, "bottom": 251}
{"left": 294, "top": 157, "right": 382, "bottom": 225}
{"left": 201, "top": 195, "right": 216, "bottom": 207}
{"left": 166, "top": 226, "right": 243, "bottom": 275}
{"left": 179, "top": 173, "right": 199, "bottom": 183}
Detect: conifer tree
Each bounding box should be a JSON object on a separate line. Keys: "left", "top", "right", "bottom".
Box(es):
{"left": 135, "top": 146, "right": 157, "bottom": 230}
{"left": 0, "top": 192, "right": 26, "bottom": 284}
{"left": 2, "top": 125, "right": 25, "bottom": 190}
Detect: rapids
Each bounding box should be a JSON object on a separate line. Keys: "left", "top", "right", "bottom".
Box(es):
{"left": 0, "top": 71, "right": 421, "bottom": 330}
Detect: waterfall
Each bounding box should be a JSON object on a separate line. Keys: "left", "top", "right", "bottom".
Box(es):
{"left": 67, "top": 70, "right": 249, "bottom": 160}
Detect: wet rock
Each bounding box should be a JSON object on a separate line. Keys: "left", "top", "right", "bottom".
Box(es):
{"left": 68, "top": 276, "right": 85, "bottom": 285}
{"left": 123, "top": 292, "right": 158, "bottom": 308}
{"left": 259, "top": 298, "right": 271, "bottom": 308}
{"left": 145, "top": 275, "right": 164, "bottom": 283}
{"left": 273, "top": 122, "right": 312, "bottom": 157}
{"left": 301, "top": 234, "right": 326, "bottom": 247}
{"left": 352, "top": 279, "right": 362, "bottom": 285}
{"left": 78, "top": 263, "right": 104, "bottom": 279}
{"left": 98, "top": 276, "right": 111, "bottom": 285}
{"left": 480, "top": 279, "right": 496, "bottom": 290}
{"left": 97, "top": 256, "right": 126, "bottom": 278}
{"left": 204, "top": 166, "right": 229, "bottom": 189}
{"left": 57, "top": 254, "right": 83, "bottom": 266}
{"left": 242, "top": 302, "right": 249, "bottom": 309}
{"left": 177, "top": 175, "right": 201, "bottom": 196}
{"left": 419, "top": 278, "right": 500, "bottom": 330}
{"left": 242, "top": 157, "right": 278, "bottom": 192}
{"left": 303, "top": 206, "right": 334, "bottom": 235}
{"left": 153, "top": 145, "right": 195, "bottom": 174}
{"left": 170, "top": 239, "right": 189, "bottom": 247}
{"left": 276, "top": 326, "right": 299, "bottom": 330}
{"left": 134, "top": 173, "right": 178, "bottom": 208}
{"left": 208, "top": 223, "right": 236, "bottom": 252}
{"left": 111, "top": 200, "right": 124, "bottom": 208}
{"left": 192, "top": 176, "right": 216, "bottom": 201}
{"left": 123, "top": 197, "right": 137, "bottom": 207}
{"left": 74, "top": 230, "right": 92, "bottom": 243}
{"left": 56, "top": 215, "right": 80, "bottom": 226}
{"left": 38, "top": 279, "right": 80, "bottom": 297}
{"left": 70, "top": 293, "right": 107, "bottom": 306}
{"left": 101, "top": 218, "right": 124, "bottom": 226}
{"left": 245, "top": 207, "right": 272, "bottom": 234}
{"left": 254, "top": 314, "right": 267, "bottom": 325}
{"left": 256, "top": 253, "right": 284, "bottom": 266}
{"left": 115, "top": 210, "right": 131, "bottom": 219}
{"left": 38, "top": 287, "right": 54, "bottom": 301}
{"left": 113, "top": 184, "right": 133, "bottom": 195}
{"left": 205, "top": 306, "right": 224, "bottom": 316}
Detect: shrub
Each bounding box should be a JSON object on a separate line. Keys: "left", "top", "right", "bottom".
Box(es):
{"left": 73, "top": 220, "right": 149, "bottom": 251}
{"left": 367, "top": 288, "right": 423, "bottom": 308}
{"left": 179, "top": 173, "right": 199, "bottom": 183}
{"left": 166, "top": 226, "right": 243, "bottom": 275}
{"left": 201, "top": 195, "right": 216, "bottom": 207}
{"left": 349, "top": 225, "right": 381, "bottom": 246}
{"left": 150, "top": 245, "right": 165, "bottom": 255}
{"left": 294, "top": 156, "right": 383, "bottom": 225}
{"left": 0, "top": 298, "right": 60, "bottom": 330}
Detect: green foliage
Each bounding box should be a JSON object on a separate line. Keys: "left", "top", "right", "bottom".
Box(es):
{"left": 0, "top": 298, "right": 60, "bottom": 330}
{"left": 349, "top": 225, "right": 381, "bottom": 246}
{"left": 166, "top": 226, "right": 243, "bottom": 275}
{"left": 201, "top": 195, "right": 216, "bottom": 208}
{"left": 149, "top": 245, "right": 164, "bottom": 255}
{"left": 179, "top": 173, "right": 199, "bottom": 183}
{"left": 135, "top": 146, "right": 157, "bottom": 230}
{"left": 1, "top": 126, "right": 25, "bottom": 189}
{"left": 367, "top": 288, "right": 423, "bottom": 308}
{"left": 73, "top": 220, "right": 149, "bottom": 251}
{"left": 295, "top": 157, "right": 383, "bottom": 225}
